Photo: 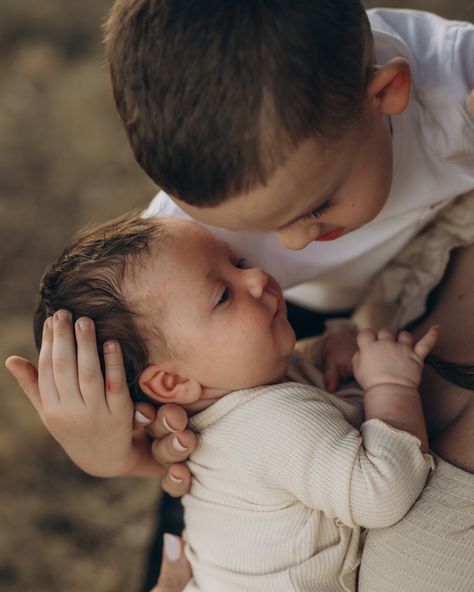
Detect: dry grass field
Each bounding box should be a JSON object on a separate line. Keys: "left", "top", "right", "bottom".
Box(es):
{"left": 0, "top": 1, "right": 472, "bottom": 591}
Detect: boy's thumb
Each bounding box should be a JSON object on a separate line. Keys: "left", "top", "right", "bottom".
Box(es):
{"left": 150, "top": 534, "right": 192, "bottom": 592}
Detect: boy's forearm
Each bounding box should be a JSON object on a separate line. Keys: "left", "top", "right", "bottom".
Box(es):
{"left": 364, "top": 385, "right": 429, "bottom": 453}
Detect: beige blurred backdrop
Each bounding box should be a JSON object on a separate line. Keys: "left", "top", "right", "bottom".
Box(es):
{"left": 0, "top": 1, "right": 473, "bottom": 591}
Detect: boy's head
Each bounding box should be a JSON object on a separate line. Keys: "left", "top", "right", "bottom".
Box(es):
{"left": 105, "top": 1, "right": 411, "bottom": 249}
{"left": 34, "top": 212, "right": 296, "bottom": 408}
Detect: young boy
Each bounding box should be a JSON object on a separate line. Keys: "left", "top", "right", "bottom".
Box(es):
{"left": 105, "top": 1, "right": 474, "bottom": 311}
{"left": 32, "top": 211, "right": 436, "bottom": 592}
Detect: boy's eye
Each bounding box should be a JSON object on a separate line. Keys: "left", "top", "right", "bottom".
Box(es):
{"left": 301, "top": 200, "right": 333, "bottom": 222}
{"left": 217, "top": 287, "right": 231, "bottom": 305}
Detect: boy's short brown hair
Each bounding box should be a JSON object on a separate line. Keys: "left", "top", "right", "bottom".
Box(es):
{"left": 104, "top": 0, "right": 370, "bottom": 206}
{"left": 34, "top": 211, "right": 171, "bottom": 402}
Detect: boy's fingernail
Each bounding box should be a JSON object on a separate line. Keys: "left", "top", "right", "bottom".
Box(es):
{"left": 164, "top": 533, "right": 181, "bottom": 562}
{"left": 45, "top": 317, "right": 53, "bottom": 330}
{"left": 172, "top": 436, "right": 188, "bottom": 453}
{"left": 134, "top": 410, "right": 150, "bottom": 424}
{"left": 162, "top": 415, "right": 178, "bottom": 433}
{"left": 169, "top": 473, "right": 184, "bottom": 484}
{"left": 55, "top": 310, "right": 71, "bottom": 321}
{"left": 78, "top": 318, "right": 90, "bottom": 331}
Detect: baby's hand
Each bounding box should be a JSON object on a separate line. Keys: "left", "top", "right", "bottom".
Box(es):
{"left": 321, "top": 323, "right": 358, "bottom": 392}
{"left": 353, "top": 326, "right": 439, "bottom": 392}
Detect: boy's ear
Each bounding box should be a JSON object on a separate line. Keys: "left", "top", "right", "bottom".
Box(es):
{"left": 139, "top": 364, "right": 202, "bottom": 405}
{"left": 366, "top": 57, "right": 411, "bottom": 115}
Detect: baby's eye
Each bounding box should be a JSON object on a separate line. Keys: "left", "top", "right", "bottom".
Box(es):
{"left": 217, "top": 287, "right": 231, "bottom": 305}
{"left": 235, "top": 258, "right": 247, "bottom": 269}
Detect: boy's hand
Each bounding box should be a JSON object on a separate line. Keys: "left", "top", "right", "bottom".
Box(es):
{"left": 321, "top": 324, "right": 358, "bottom": 392}
{"left": 5, "top": 312, "right": 194, "bottom": 494}
{"left": 353, "top": 326, "right": 439, "bottom": 392}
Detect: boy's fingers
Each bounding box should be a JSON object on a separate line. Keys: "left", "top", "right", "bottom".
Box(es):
{"left": 414, "top": 325, "right": 440, "bottom": 361}
{"left": 151, "top": 534, "right": 192, "bottom": 592}
{"left": 52, "top": 310, "right": 82, "bottom": 403}
{"left": 146, "top": 405, "right": 189, "bottom": 439}
{"left": 162, "top": 463, "right": 192, "bottom": 498}
{"left": 103, "top": 340, "right": 132, "bottom": 413}
{"left": 356, "top": 328, "right": 376, "bottom": 347}
{"left": 38, "top": 317, "right": 60, "bottom": 405}
{"left": 75, "top": 318, "right": 106, "bottom": 409}
{"left": 151, "top": 430, "right": 196, "bottom": 466}
{"left": 5, "top": 356, "right": 42, "bottom": 412}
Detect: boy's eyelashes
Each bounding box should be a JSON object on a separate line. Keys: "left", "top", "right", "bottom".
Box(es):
{"left": 300, "top": 199, "right": 333, "bottom": 222}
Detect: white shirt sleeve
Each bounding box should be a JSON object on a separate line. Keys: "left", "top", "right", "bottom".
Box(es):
{"left": 226, "top": 385, "right": 432, "bottom": 529}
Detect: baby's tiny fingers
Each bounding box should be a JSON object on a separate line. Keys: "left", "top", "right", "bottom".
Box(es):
{"left": 414, "top": 325, "right": 440, "bottom": 361}
{"left": 324, "top": 365, "right": 339, "bottom": 393}
{"left": 162, "top": 463, "right": 192, "bottom": 498}
{"left": 397, "top": 331, "right": 413, "bottom": 346}
{"left": 378, "top": 328, "right": 395, "bottom": 341}
{"left": 356, "top": 328, "right": 376, "bottom": 347}
{"left": 151, "top": 430, "right": 196, "bottom": 466}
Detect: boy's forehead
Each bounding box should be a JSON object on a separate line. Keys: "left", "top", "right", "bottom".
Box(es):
{"left": 174, "top": 136, "right": 357, "bottom": 232}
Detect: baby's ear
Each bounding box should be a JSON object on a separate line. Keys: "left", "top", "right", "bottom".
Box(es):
{"left": 139, "top": 364, "right": 202, "bottom": 405}
{"left": 366, "top": 57, "right": 411, "bottom": 115}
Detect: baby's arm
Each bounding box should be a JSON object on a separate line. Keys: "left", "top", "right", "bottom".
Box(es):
{"left": 6, "top": 312, "right": 194, "bottom": 490}
{"left": 353, "top": 327, "right": 439, "bottom": 453}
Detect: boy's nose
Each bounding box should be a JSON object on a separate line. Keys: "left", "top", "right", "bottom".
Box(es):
{"left": 276, "top": 222, "right": 316, "bottom": 250}
{"left": 243, "top": 267, "right": 269, "bottom": 299}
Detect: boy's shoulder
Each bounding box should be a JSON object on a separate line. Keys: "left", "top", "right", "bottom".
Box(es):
{"left": 368, "top": 8, "right": 474, "bottom": 94}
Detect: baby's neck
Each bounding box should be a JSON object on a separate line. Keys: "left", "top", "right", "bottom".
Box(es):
{"left": 184, "top": 374, "right": 290, "bottom": 416}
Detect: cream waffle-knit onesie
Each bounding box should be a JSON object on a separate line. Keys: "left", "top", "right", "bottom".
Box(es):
{"left": 182, "top": 352, "right": 432, "bottom": 592}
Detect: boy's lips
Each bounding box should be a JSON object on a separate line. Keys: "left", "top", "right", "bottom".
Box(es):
{"left": 314, "top": 227, "right": 346, "bottom": 241}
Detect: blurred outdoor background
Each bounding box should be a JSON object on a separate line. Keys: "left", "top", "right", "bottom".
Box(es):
{"left": 0, "top": 1, "right": 473, "bottom": 591}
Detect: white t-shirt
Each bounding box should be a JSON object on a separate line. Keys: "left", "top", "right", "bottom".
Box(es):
{"left": 145, "top": 9, "right": 474, "bottom": 311}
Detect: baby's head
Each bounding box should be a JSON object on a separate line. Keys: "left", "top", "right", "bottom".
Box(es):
{"left": 105, "top": 1, "right": 411, "bottom": 249}
{"left": 34, "top": 212, "right": 296, "bottom": 408}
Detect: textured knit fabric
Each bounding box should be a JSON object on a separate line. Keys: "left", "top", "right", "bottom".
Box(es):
{"left": 359, "top": 455, "right": 474, "bottom": 592}
{"left": 182, "top": 353, "right": 432, "bottom": 592}
{"left": 353, "top": 191, "right": 474, "bottom": 331}
{"left": 145, "top": 10, "right": 474, "bottom": 311}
